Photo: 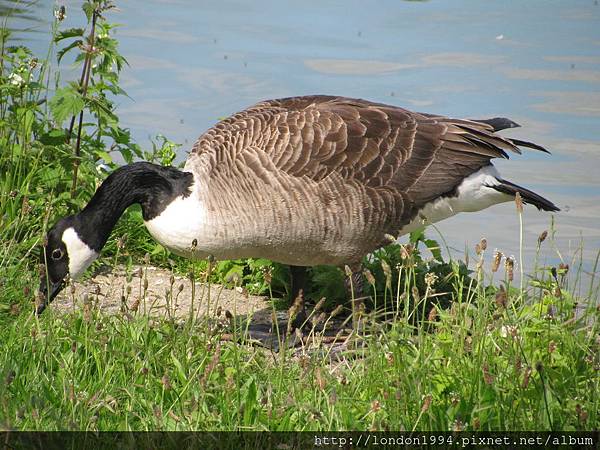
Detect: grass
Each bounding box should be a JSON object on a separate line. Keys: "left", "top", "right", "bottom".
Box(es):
{"left": 0, "top": 230, "right": 598, "bottom": 431}
{"left": 1, "top": 0, "right": 599, "bottom": 432}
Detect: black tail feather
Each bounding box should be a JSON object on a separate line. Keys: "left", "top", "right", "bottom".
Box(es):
{"left": 473, "top": 118, "right": 551, "bottom": 154}
{"left": 473, "top": 117, "right": 520, "bottom": 131}
{"left": 507, "top": 138, "right": 551, "bottom": 154}
{"left": 492, "top": 179, "right": 560, "bottom": 212}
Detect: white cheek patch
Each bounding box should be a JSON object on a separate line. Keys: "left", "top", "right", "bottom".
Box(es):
{"left": 62, "top": 227, "right": 99, "bottom": 279}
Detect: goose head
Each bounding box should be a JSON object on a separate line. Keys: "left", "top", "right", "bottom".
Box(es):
{"left": 38, "top": 215, "right": 99, "bottom": 313}
{"left": 36, "top": 162, "right": 194, "bottom": 314}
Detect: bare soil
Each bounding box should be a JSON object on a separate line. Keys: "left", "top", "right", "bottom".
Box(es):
{"left": 53, "top": 264, "right": 271, "bottom": 322}
{"left": 52, "top": 265, "right": 355, "bottom": 355}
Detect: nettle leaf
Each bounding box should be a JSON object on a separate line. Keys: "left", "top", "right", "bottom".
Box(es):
{"left": 408, "top": 227, "right": 443, "bottom": 261}
{"left": 108, "top": 126, "right": 132, "bottom": 145}
{"left": 74, "top": 53, "right": 87, "bottom": 65}
{"left": 94, "top": 150, "right": 113, "bottom": 163}
{"left": 100, "top": 71, "right": 119, "bottom": 86}
{"left": 93, "top": 78, "right": 127, "bottom": 97}
{"left": 409, "top": 228, "right": 425, "bottom": 244}
{"left": 82, "top": 3, "right": 96, "bottom": 21}
{"left": 424, "top": 239, "right": 443, "bottom": 262}
{"left": 87, "top": 95, "right": 116, "bottom": 118}
{"left": 57, "top": 40, "right": 83, "bottom": 64}
{"left": 39, "top": 129, "right": 67, "bottom": 145}
{"left": 49, "top": 86, "right": 85, "bottom": 124}
{"left": 54, "top": 27, "right": 85, "bottom": 42}
{"left": 27, "top": 81, "right": 45, "bottom": 91}
{"left": 119, "top": 147, "right": 133, "bottom": 164}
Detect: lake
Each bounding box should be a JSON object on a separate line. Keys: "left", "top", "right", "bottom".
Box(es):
{"left": 7, "top": 0, "right": 600, "bottom": 288}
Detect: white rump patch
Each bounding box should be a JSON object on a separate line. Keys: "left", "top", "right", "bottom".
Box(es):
{"left": 62, "top": 227, "right": 99, "bottom": 279}
{"left": 397, "top": 165, "right": 512, "bottom": 236}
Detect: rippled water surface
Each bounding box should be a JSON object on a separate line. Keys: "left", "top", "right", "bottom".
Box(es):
{"left": 11, "top": 0, "right": 600, "bottom": 283}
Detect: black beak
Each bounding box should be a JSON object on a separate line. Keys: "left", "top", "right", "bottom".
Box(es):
{"left": 37, "top": 278, "right": 65, "bottom": 315}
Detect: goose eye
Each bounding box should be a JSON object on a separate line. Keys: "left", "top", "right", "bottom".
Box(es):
{"left": 51, "top": 248, "right": 63, "bottom": 260}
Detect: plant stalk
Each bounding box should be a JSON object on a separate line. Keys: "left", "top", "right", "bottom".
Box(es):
{"left": 70, "top": 9, "right": 98, "bottom": 198}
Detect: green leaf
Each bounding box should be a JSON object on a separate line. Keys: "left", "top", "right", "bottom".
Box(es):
{"left": 38, "top": 129, "right": 67, "bottom": 145}
{"left": 424, "top": 238, "right": 443, "bottom": 262}
{"left": 109, "top": 127, "right": 131, "bottom": 145}
{"left": 94, "top": 150, "right": 113, "bottom": 163}
{"left": 54, "top": 28, "right": 85, "bottom": 43}
{"left": 151, "top": 243, "right": 166, "bottom": 255}
{"left": 82, "top": 3, "right": 95, "bottom": 21}
{"left": 170, "top": 352, "right": 187, "bottom": 383}
{"left": 57, "top": 40, "right": 83, "bottom": 64}
{"left": 86, "top": 95, "right": 117, "bottom": 120}
{"left": 27, "top": 81, "right": 45, "bottom": 90}
{"left": 223, "top": 265, "right": 244, "bottom": 285}
{"left": 409, "top": 227, "right": 425, "bottom": 244}
{"left": 242, "top": 377, "right": 258, "bottom": 424}
{"left": 48, "top": 86, "right": 85, "bottom": 124}
{"left": 119, "top": 147, "right": 133, "bottom": 163}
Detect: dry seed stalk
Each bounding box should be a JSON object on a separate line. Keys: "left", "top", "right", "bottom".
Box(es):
{"left": 421, "top": 394, "right": 432, "bottom": 413}
{"left": 363, "top": 269, "right": 375, "bottom": 286}
{"left": 505, "top": 256, "right": 515, "bottom": 281}
{"left": 492, "top": 250, "right": 503, "bottom": 272}
{"left": 200, "top": 343, "right": 222, "bottom": 387}
{"left": 515, "top": 192, "right": 524, "bottom": 213}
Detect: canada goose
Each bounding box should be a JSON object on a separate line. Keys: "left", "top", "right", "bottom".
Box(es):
{"left": 38, "top": 95, "right": 558, "bottom": 316}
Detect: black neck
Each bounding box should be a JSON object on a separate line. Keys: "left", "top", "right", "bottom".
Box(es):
{"left": 77, "top": 162, "right": 193, "bottom": 251}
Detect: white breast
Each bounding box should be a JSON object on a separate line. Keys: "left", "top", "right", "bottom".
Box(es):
{"left": 144, "top": 184, "right": 212, "bottom": 258}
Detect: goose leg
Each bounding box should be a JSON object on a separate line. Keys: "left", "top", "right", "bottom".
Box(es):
{"left": 288, "top": 265, "right": 308, "bottom": 332}
{"left": 344, "top": 263, "right": 364, "bottom": 299}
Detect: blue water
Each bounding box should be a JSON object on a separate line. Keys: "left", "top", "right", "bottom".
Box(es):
{"left": 10, "top": 0, "right": 600, "bottom": 288}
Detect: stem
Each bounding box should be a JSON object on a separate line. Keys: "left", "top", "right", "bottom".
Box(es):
{"left": 0, "top": 28, "right": 7, "bottom": 122}
{"left": 66, "top": 39, "right": 91, "bottom": 142}
{"left": 538, "top": 366, "right": 554, "bottom": 430}
{"left": 518, "top": 209, "right": 524, "bottom": 298}
{"left": 587, "top": 247, "right": 600, "bottom": 301}
{"left": 70, "top": 9, "right": 98, "bottom": 199}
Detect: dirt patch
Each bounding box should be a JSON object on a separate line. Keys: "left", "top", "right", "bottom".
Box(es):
{"left": 53, "top": 264, "right": 272, "bottom": 322}
{"left": 52, "top": 265, "right": 355, "bottom": 355}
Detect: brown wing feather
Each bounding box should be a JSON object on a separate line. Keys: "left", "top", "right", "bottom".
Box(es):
{"left": 190, "top": 95, "right": 523, "bottom": 207}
